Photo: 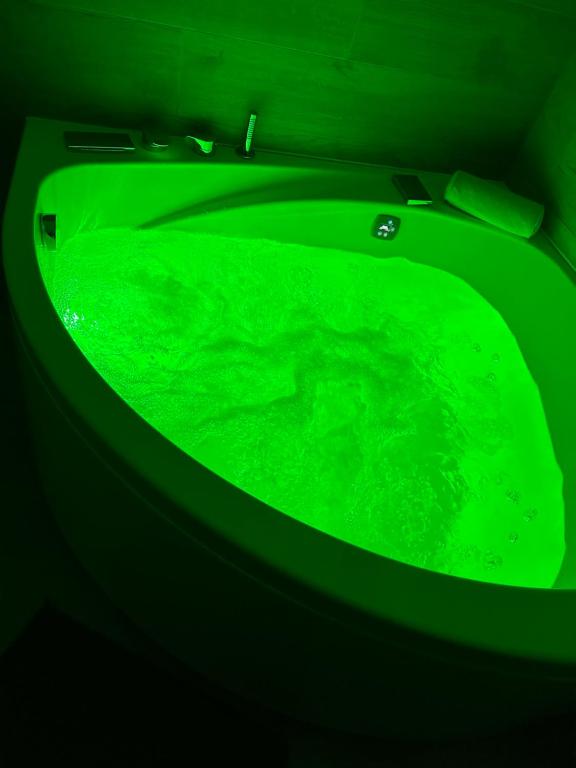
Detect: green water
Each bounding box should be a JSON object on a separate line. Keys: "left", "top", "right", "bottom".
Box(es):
{"left": 45, "top": 228, "right": 565, "bottom": 588}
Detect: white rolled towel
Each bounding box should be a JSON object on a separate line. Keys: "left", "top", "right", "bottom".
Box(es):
{"left": 444, "top": 170, "right": 544, "bottom": 239}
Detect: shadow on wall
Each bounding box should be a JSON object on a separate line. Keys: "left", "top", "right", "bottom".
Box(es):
{"left": 0, "top": 116, "right": 25, "bottom": 220}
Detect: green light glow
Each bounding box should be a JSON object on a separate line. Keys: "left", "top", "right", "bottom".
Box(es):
{"left": 46, "top": 228, "right": 564, "bottom": 587}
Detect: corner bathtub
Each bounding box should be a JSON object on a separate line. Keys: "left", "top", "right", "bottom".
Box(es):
{"left": 3, "top": 117, "right": 576, "bottom": 744}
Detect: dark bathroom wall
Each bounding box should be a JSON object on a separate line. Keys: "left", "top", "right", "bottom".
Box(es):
{"left": 1, "top": 0, "right": 576, "bottom": 176}
{"left": 506, "top": 51, "right": 576, "bottom": 266}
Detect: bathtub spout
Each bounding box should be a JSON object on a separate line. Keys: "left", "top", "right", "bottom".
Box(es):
{"left": 185, "top": 134, "right": 216, "bottom": 156}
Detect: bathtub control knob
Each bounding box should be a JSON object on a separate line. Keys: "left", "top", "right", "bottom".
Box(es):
{"left": 372, "top": 214, "right": 401, "bottom": 241}
{"left": 141, "top": 128, "right": 170, "bottom": 152}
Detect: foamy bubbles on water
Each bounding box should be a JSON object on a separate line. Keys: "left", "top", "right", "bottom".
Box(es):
{"left": 484, "top": 551, "right": 503, "bottom": 570}
{"left": 50, "top": 228, "right": 565, "bottom": 588}
{"left": 505, "top": 488, "right": 521, "bottom": 505}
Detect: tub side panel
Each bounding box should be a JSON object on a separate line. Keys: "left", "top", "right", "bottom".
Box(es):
{"left": 10, "top": 313, "right": 576, "bottom": 741}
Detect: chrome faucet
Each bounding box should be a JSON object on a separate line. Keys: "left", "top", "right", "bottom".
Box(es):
{"left": 185, "top": 111, "right": 257, "bottom": 158}
{"left": 142, "top": 112, "right": 257, "bottom": 158}
{"left": 185, "top": 133, "right": 216, "bottom": 156}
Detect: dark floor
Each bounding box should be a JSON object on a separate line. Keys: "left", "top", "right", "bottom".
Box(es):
{"left": 0, "top": 605, "right": 290, "bottom": 767}
{"left": 1, "top": 604, "right": 576, "bottom": 768}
